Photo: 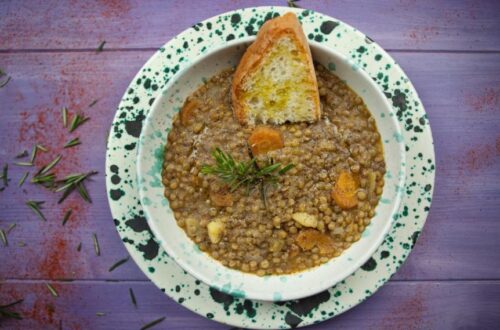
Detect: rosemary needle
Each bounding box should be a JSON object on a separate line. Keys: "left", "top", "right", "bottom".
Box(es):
{"left": 0, "top": 229, "right": 7, "bottom": 246}
{"left": 63, "top": 137, "right": 81, "bottom": 148}
{"left": 1, "top": 164, "right": 8, "bottom": 186}
{"left": 46, "top": 283, "right": 58, "bottom": 297}
{"left": 140, "top": 317, "right": 166, "bottom": 330}
{"left": 108, "top": 257, "right": 129, "bottom": 272}
{"left": 6, "top": 223, "right": 16, "bottom": 234}
{"left": 26, "top": 200, "right": 47, "bottom": 221}
{"left": 29, "top": 145, "right": 37, "bottom": 163}
{"left": 62, "top": 107, "right": 68, "bottom": 127}
{"left": 40, "top": 155, "right": 62, "bottom": 175}
{"left": 96, "top": 41, "right": 106, "bottom": 53}
{"left": 62, "top": 209, "right": 72, "bottom": 226}
{"left": 18, "top": 171, "right": 29, "bottom": 187}
{"left": 92, "top": 233, "right": 100, "bottom": 256}
{"left": 129, "top": 288, "right": 137, "bottom": 308}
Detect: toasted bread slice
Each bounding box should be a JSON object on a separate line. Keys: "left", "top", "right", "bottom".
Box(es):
{"left": 232, "top": 13, "right": 321, "bottom": 125}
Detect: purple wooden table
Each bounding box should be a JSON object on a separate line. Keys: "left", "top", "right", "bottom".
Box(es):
{"left": 1, "top": 1, "right": 499, "bottom": 329}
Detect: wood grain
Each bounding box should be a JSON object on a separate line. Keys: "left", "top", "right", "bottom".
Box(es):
{"left": 1, "top": 0, "right": 499, "bottom": 51}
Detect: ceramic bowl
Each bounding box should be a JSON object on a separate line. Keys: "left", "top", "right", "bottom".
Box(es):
{"left": 136, "top": 38, "right": 405, "bottom": 301}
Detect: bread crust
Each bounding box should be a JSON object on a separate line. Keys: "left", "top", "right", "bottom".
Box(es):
{"left": 232, "top": 12, "right": 321, "bottom": 125}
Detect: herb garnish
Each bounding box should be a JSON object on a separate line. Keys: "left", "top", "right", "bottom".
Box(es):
{"left": 26, "top": 200, "right": 47, "bottom": 221}
{"left": 0, "top": 299, "right": 23, "bottom": 319}
{"left": 46, "top": 283, "right": 59, "bottom": 297}
{"left": 96, "top": 41, "right": 106, "bottom": 53}
{"left": 108, "top": 257, "right": 129, "bottom": 272}
{"left": 92, "top": 233, "right": 100, "bottom": 256}
{"left": 129, "top": 288, "right": 137, "bottom": 308}
{"left": 68, "top": 113, "right": 90, "bottom": 133}
{"left": 200, "top": 148, "right": 294, "bottom": 206}
{"left": 37, "top": 144, "right": 48, "bottom": 152}
{"left": 62, "top": 209, "right": 72, "bottom": 226}
{"left": 14, "top": 161, "right": 33, "bottom": 167}
{"left": 140, "top": 317, "right": 166, "bottom": 330}
{"left": 63, "top": 137, "right": 81, "bottom": 148}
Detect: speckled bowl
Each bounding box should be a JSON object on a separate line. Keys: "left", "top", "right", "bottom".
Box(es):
{"left": 136, "top": 38, "right": 405, "bottom": 301}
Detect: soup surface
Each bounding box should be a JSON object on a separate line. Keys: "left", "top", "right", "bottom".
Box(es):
{"left": 162, "top": 64, "right": 385, "bottom": 275}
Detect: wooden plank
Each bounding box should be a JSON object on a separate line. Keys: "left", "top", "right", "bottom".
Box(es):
{"left": 0, "top": 0, "right": 499, "bottom": 51}
{"left": 0, "top": 280, "right": 499, "bottom": 329}
{"left": 0, "top": 51, "right": 499, "bottom": 281}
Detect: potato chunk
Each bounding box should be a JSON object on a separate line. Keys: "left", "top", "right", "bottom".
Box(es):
{"left": 248, "top": 126, "right": 284, "bottom": 155}
{"left": 207, "top": 220, "right": 225, "bottom": 244}
{"left": 292, "top": 212, "right": 318, "bottom": 228}
{"left": 331, "top": 171, "right": 358, "bottom": 209}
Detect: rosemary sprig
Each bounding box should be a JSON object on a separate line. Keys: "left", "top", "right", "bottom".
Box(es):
{"left": 19, "top": 171, "right": 29, "bottom": 187}
{"left": 63, "top": 137, "right": 81, "bottom": 148}
{"left": 200, "top": 148, "right": 294, "bottom": 205}
{"left": 108, "top": 257, "right": 129, "bottom": 272}
{"left": 69, "top": 113, "right": 90, "bottom": 133}
{"left": 26, "top": 200, "right": 47, "bottom": 221}
{"left": 92, "top": 233, "right": 100, "bottom": 256}
{"left": 62, "top": 107, "right": 68, "bottom": 127}
{"left": 31, "top": 172, "right": 57, "bottom": 189}
{"left": 46, "top": 283, "right": 58, "bottom": 297}
{"left": 140, "top": 317, "right": 166, "bottom": 330}
{"left": 0, "top": 298, "right": 23, "bottom": 319}
{"left": 56, "top": 171, "right": 97, "bottom": 203}
{"left": 15, "top": 150, "right": 29, "bottom": 158}
{"left": 96, "top": 41, "right": 106, "bottom": 53}
{"left": 62, "top": 209, "right": 72, "bottom": 226}
{"left": 129, "top": 288, "right": 137, "bottom": 308}
{"left": 0, "top": 229, "right": 7, "bottom": 246}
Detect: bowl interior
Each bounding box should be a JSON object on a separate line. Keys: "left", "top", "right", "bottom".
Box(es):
{"left": 137, "top": 39, "right": 405, "bottom": 301}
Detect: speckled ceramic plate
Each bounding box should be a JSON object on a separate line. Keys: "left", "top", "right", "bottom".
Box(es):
{"left": 105, "top": 6, "right": 435, "bottom": 329}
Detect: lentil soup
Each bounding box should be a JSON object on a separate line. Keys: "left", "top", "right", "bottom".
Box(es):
{"left": 162, "top": 64, "right": 386, "bottom": 276}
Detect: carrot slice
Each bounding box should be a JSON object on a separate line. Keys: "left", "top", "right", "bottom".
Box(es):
{"left": 248, "top": 126, "right": 284, "bottom": 155}
{"left": 296, "top": 229, "right": 336, "bottom": 254}
{"left": 180, "top": 98, "right": 198, "bottom": 126}
{"left": 331, "top": 171, "right": 358, "bottom": 209}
